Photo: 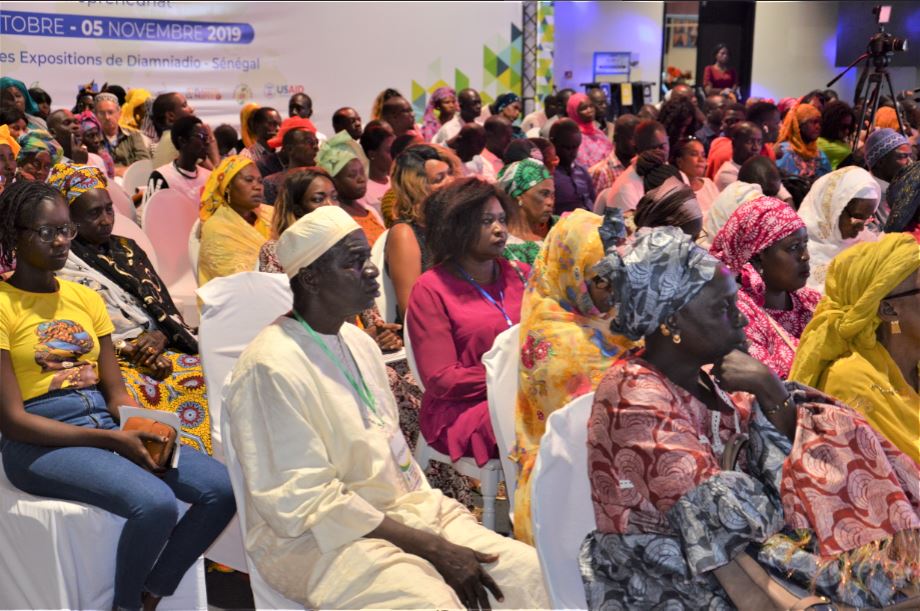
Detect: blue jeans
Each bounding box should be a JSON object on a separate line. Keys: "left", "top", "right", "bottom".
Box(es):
{"left": 1, "top": 388, "right": 236, "bottom": 610}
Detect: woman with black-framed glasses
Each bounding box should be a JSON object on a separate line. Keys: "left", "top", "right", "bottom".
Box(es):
{"left": 791, "top": 232, "right": 920, "bottom": 464}
{"left": 0, "top": 180, "right": 235, "bottom": 611}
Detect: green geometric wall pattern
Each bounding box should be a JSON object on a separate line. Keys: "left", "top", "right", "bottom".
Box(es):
{"left": 537, "top": 1, "right": 555, "bottom": 105}
{"left": 410, "top": 4, "right": 554, "bottom": 120}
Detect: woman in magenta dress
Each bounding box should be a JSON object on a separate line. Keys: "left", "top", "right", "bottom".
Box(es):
{"left": 703, "top": 43, "right": 738, "bottom": 96}
{"left": 407, "top": 177, "right": 528, "bottom": 466}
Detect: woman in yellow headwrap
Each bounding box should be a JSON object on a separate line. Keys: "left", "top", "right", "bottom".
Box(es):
{"left": 197, "top": 155, "right": 273, "bottom": 286}
{"left": 119, "top": 88, "right": 151, "bottom": 131}
{"left": 238, "top": 102, "right": 260, "bottom": 150}
{"left": 775, "top": 102, "right": 832, "bottom": 181}
{"left": 513, "top": 209, "right": 637, "bottom": 543}
{"left": 790, "top": 233, "right": 920, "bottom": 463}
{"left": 0, "top": 125, "right": 20, "bottom": 195}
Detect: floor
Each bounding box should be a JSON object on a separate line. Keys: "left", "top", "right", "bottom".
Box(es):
{"left": 204, "top": 495, "right": 511, "bottom": 610}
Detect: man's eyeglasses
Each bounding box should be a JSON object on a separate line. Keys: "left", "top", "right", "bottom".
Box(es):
{"left": 18, "top": 223, "right": 78, "bottom": 243}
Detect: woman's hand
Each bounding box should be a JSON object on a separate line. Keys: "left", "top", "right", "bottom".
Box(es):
{"left": 713, "top": 350, "right": 796, "bottom": 437}
{"left": 365, "top": 322, "right": 403, "bottom": 352}
{"left": 713, "top": 350, "right": 783, "bottom": 398}
{"left": 108, "top": 429, "right": 164, "bottom": 473}
{"left": 130, "top": 331, "right": 168, "bottom": 368}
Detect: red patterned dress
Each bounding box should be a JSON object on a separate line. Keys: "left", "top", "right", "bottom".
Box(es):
{"left": 581, "top": 354, "right": 920, "bottom": 609}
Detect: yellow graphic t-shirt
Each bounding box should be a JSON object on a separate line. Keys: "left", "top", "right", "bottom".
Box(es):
{"left": 0, "top": 279, "right": 115, "bottom": 402}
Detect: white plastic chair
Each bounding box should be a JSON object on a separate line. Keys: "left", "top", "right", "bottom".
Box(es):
{"left": 403, "top": 313, "right": 505, "bottom": 531}
{"left": 221, "top": 403, "right": 304, "bottom": 609}
{"left": 142, "top": 189, "right": 199, "bottom": 319}
{"left": 482, "top": 324, "right": 520, "bottom": 524}
{"left": 107, "top": 182, "right": 138, "bottom": 223}
{"left": 197, "top": 272, "right": 301, "bottom": 608}
{"left": 0, "top": 446, "right": 206, "bottom": 610}
{"left": 113, "top": 212, "right": 159, "bottom": 272}
{"left": 189, "top": 219, "right": 202, "bottom": 282}
{"left": 122, "top": 158, "right": 154, "bottom": 196}
{"left": 370, "top": 228, "right": 398, "bottom": 323}
{"left": 531, "top": 392, "right": 597, "bottom": 610}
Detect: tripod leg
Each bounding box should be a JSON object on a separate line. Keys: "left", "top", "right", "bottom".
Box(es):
{"left": 882, "top": 69, "right": 907, "bottom": 135}
{"left": 851, "top": 61, "right": 872, "bottom": 150}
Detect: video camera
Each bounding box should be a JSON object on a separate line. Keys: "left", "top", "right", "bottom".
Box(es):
{"left": 868, "top": 5, "right": 908, "bottom": 67}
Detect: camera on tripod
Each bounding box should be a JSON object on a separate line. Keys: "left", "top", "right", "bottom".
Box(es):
{"left": 867, "top": 5, "right": 908, "bottom": 67}
{"left": 828, "top": 3, "right": 910, "bottom": 146}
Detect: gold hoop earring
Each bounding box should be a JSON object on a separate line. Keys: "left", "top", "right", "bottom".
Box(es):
{"left": 672, "top": 332, "right": 681, "bottom": 345}
{"left": 891, "top": 320, "right": 901, "bottom": 335}
{"left": 659, "top": 323, "right": 671, "bottom": 337}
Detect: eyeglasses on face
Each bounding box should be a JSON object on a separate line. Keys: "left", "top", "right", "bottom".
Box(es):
{"left": 17, "top": 223, "right": 78, "bottom": 243}
{"left": 885, "top": 287, "right": 920, "bottom": 300}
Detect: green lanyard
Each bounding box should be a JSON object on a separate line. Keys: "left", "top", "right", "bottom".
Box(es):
{"left": 293, "top": 312, "right": 379, "bottom": 422}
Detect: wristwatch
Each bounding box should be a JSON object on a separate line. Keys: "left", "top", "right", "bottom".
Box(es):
{"left": 114, "top": 339, "right": 127, "bottom": 356}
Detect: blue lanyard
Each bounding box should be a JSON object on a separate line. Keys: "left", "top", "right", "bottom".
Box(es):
{"left": 455, "top": 264, "right": 513, "bottom": 328}
{"left": 293, "top": 312, "right": 379, "bottom": 421}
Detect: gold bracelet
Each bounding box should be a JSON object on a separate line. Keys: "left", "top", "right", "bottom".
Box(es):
{"left": 762, "top": 392, "right": 795, "bottom": 416}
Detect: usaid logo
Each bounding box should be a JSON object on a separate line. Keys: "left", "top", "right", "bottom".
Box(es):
{"left": 264, "top": 83, "right": 305, "bottom": 99}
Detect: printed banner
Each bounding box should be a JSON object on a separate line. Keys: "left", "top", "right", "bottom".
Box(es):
{"left": 1, "top": 1, "right": 530, "bottom": 132}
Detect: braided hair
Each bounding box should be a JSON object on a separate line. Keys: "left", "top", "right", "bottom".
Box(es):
{"left": 0, "top": 180, "right": 64, "bottom": 269}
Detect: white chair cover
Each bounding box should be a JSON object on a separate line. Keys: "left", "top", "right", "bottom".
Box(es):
{"left": 221, "top": 402, "right": 305, "bottom": 609}
{"left": 197, "top": 271, "right": 293, "bottom": 574}
{"left": 189, "top": 219, "right": 202, "bottom": 281}
{"left": 141, "top": 189, "right": 199, "bottom": 321}
{"left": 122, "top": 158, "right": 154, "bottom": 197}
{"left": 141, "top": 189, "right": 198, "bottom": 287}
{"left": 531, "top": 392, "right": 597, "bottom": 610}
{"left": 108, "top": 182, "right": 137, "bottom": 223}
{"left": 113, "top": 211, "right": 159, "bottom": 272}
{"left": 370, "top": 228, "right": 398, "bottom": 323}
{"left": 0, "top": 455, "right": 206, "bottom": 610}
{"left": 482, "top": 324, "right": 520, "bottom": 522}
{"left": 197, "top": 271, "right": 292, "bottom": 469}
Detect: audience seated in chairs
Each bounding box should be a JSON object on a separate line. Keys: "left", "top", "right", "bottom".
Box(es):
{"left": 581, "top": 226, "right": 919, "bottom": 609}
{"left": 497, "top": 158, "right": 557, "bottom": 265}
{"left": 197, "top": 155, "right": 273, "bottom": 286}
{"left": 143, "top": 116, "right": 212, "bottom": 209}
{"left": 406, "top": 177, "right": 528, "bottom": 467}
{"left": 709, "top": 196, "right": 820, "bottom": 379}
{"left": 49, "top": 163, "right": 213, "bottom": 454}
{"left": 0, "top": 180, "right": 235, "bottom": 611}
{"left": 797, "top": 166, "right": 879, "bottom": 293}
{"left": 385, "top": 143, "right": 459, "bottom": 323}
{"left": 774, "top": 102, "right": 831, "bottom": 182}
{"left": 15, "top": 129, "right": 62, "bottom": 183}
{"left": 258, "top": 166, "right": 476, "bottom": 508}
{"left": 223, "top": 206, "right": 548, "bottom": 608}
{"left": 513, "top": 208, "right": 636, "bottom": 544}
{"left": 317, "top": 130, "right": 385, "bottom": 245}
{"left": 261, "top": 115, "right": 318, "bottom": 206}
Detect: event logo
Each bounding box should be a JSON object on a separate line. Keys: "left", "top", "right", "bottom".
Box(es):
{"left": 185, "top": 88, "right": 222, "bottom": 101}
{"left": 233, "top": 83, "right": 253, "bottom": 105}
{"left": 263, "top": 83, "right": 305, "bottom": 99}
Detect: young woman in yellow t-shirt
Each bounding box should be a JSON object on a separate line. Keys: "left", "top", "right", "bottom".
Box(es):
{"left": 0, "top": 180, "right": 235, "bottom": 611}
